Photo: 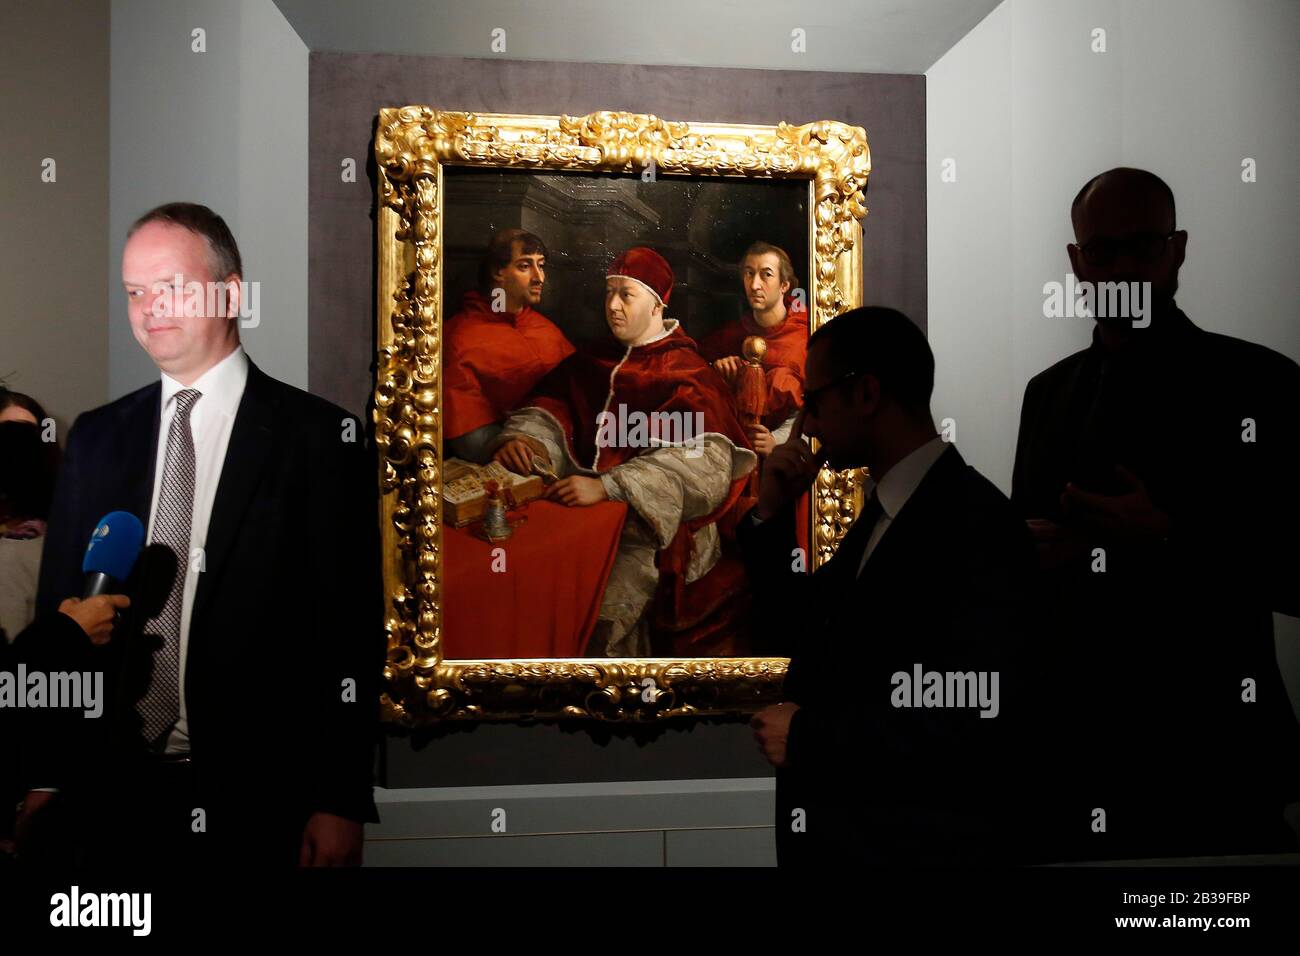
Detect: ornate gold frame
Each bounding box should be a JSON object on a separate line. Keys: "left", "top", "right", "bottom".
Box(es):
{"left": 373, "top": 108, "right": 870, "bottom": 724}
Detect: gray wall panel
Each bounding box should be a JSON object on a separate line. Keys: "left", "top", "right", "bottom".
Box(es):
{"left": 1, "top": 0, "right": 109, "bottom": 427}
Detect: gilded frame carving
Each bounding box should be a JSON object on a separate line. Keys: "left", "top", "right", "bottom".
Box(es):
{"left": 373, "top": 108, "right": 870, "bottom": 724}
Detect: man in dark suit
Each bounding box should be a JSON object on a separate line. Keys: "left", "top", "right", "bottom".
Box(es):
{"left": 744, "top": 306, "right": 1042, "bottom": 867}
{"left": 1013, "top": 168, "right": 1300, "bottom": 860}
{"left": 20, "top": 202, "right": 383, "bottom": 867}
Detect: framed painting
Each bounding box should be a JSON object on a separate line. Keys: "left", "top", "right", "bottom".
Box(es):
{"left": 374, "top": 108, "right": 870, "bottom": 723}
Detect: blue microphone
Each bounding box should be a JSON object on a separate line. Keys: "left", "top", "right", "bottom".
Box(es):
{"left": 81, "top": 511, "right": 144, "bottom": 598}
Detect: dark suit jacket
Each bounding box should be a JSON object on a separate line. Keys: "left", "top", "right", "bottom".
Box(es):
{"left": 1012, "top": 306, "right": 1300, "bottom": 857}
{"left": 1013, "top": 305, "right": 1300, "bottom": 611}
{"left": 29, "top": 358, "right": 384, "bottom": 842}
{"left": 739, "top": 445, "right": 1044, "bottom": 866}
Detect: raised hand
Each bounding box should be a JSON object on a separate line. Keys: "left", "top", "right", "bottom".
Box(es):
{"left": 1060, "top": 465, "right": 1170, "bottom": 542}
{"left": 755, "top": 409, "right": 827, "bottom": 521}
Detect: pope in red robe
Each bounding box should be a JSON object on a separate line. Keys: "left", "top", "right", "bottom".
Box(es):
{"left": 493, "top": 247, "right": 756, "bottom": 656}
{"left": 524, "top": 324, "right": 755, "bottom": 473}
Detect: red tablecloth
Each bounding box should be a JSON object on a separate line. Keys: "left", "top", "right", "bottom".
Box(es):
{"left": 442, "top": 499, "right": 628, "bottom": 659}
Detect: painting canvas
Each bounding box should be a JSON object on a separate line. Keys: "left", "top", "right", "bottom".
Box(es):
{"left": 436, "top": 169, "right": 810, "bottom": 660}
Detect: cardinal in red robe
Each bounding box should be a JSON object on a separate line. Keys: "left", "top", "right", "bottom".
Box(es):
{"left": 698, "top": 244, "right": 813, "bottom": 559}
{"left": 697, "top": 293, "right": 809, "bottom": 439}
{"left": 493, "top": 247, "right": 756, "bottom": 656}
{"left": 443, "top": 289, "right": 575, "bottom": 451}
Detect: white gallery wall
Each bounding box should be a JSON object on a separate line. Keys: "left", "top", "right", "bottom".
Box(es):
{"left": 926, "top": 0, "right": 1300, "bottom": 713}
{"left": 110, "top": 0, "right": 308, "bottom": 399}
{"left": 927, "top": 0, "right": 1299, "bottom": 491}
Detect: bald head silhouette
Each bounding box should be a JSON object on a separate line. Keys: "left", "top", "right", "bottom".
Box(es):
{"left": 1067, "top": 167, "right": 1187, "bottom": 325}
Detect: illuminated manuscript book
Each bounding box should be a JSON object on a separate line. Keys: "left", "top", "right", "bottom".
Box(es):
{"left": 441, "top": 458, "right": 543, "bottom": 526}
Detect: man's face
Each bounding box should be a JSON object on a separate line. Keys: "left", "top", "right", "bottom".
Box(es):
{"left": 123, "top": 221, "right": 238, "bottom": 381}
{"left": 492, "top": 241, "right": 545, "bottom": 310}
{"left": 1068, "top": 183, "right": 1186, "bottom": 318}
{"left": 741, "top": 252, "right": 790, "bottom": 312}
{"left": 604, "top": 277, "right": 663, "bottom": 345}
{"left": 800, "top": 340, "right": 872, "bottom": 470}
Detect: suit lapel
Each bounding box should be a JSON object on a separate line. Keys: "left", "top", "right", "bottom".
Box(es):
{"left": 1054, "top": 354, "right": 1089, "bottom": 421}
{"left": 190, "top": 361, "right": 276, "bottom": 629}
{"left": 119, "top": 383, "right": 162, "bottom": 525}
{"left": 830, "top": 498, "right": 880, "bottom": 584}
{"left": 857, "top": 445, "right": 962, "bottom": 583}
{"left": 1045, "top": 354, "right": 1089, "bottom": 463}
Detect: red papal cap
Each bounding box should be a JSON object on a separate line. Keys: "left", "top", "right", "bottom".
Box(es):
{"left": 606, "top": 246, "right": 674, "bottom": 307}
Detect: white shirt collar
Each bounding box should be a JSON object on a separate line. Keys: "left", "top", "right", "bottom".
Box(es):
{"left": 160, "top": 345, "right": 249, "bottom": 418}
{"left": 872, "top": 435, "right": 950, "bottom": 520}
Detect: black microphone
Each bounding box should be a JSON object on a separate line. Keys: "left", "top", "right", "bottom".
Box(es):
{"left": 81, "top": 511, "right": 145, "bottom": 597}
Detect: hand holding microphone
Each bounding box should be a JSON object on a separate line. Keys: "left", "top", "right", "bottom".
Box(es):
{"left": 64, "top": 510, "right": 144, "bottom": 643}
{"left": 57, "top": 594, "right": 131, "bottom": 644}
{"left": 9, "top": 512, "right": 144, "bottom": 862}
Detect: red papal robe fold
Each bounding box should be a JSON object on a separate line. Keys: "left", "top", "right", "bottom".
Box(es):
{"left": 696, "top": 294, "right": 810, "bottom": 436}
{"left": 497, "top": 319, "right": 757, "bottom": 656}
{"left": 442, "top": 290, "right": 576, "bottom": 441}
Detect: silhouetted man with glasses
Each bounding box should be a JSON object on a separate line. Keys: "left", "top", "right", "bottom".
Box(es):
{"left": 743, "top": 307, "right": 1042, "bottom": 866}
{"left": 1013, "top": 167, "right": 1300, "bottom": 861}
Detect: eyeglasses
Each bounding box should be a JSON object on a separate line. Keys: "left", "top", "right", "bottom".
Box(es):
{"left": 1079, "top": 231, "right": 1177, "bottom": 268}
{"left": 802, "top": 369, "right": 864, "bottom": 415}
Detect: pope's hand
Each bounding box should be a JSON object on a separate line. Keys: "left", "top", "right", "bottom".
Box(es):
{"left": 545, "top": 475, "right": 608, "bottom": 507}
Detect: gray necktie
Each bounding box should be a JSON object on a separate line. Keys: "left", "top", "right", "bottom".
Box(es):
{"left": 138, "top": 388, "right": 200, "bottom": 745}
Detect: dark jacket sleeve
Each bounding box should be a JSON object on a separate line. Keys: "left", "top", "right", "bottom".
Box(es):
{"left": 1175, "top": 353, "right": 1300, "bottom": 616}
{"left": 739, "top": 504, "right": 834, "bottom": 781}
{"left": 1011, "top": 373, "right": 1045, "bottom": 517}
{"left": 299, "top": 411, "right": 385, "bottom": 824}
{"left": 9, "top": 610, "right": 98, "bottom": 793}
{"left": 735, "top": 503, "right": 814, "bottom": 661}
{"left": 25, "top": 416, "right": 110, "bottom": 792}
{"left": 35, "top": 415, "right": 91, "bottom": 622}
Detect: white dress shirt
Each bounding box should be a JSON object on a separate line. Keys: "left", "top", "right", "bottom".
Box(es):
{"left": 857, "top": 435, "right": 950, "bottom": 577}
{"left": 148, "top": 345, "right": 249, "bottom": 754}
